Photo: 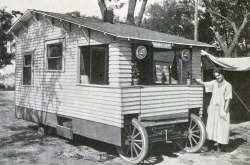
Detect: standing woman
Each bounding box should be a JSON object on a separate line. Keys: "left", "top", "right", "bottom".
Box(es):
{"left": 194, "top": 68, "right": 232, "bottom": 151}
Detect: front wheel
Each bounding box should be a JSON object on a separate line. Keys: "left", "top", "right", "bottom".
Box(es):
{"left": 116, "top": 118, "right": 149, "bottom": 164}
{"left": 175, "top": 114, "right": 206, "bottom": 153}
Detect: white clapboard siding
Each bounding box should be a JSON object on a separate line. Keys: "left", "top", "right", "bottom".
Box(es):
{"left": 16, "top": 99, "right": 122, "bottom": 120}
{"left": 188, "top": 86, "right": 203, "bottom": 108}
{"left": 121, "top": 86, "right": 203, "bottom": 118}
{"left": 15, "top": 14, "right": 125, "bottom": 128}
{"left": 192, "top": 47, "right": 202, "bottom": 80}
{"left": 109, "top": 42, "right": 132, "bottom": 87}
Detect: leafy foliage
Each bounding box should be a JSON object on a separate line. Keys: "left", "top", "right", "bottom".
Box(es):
{"left": 142, "top": 0, "right": 195, "bottom": 39}
{"left": 143, "top": 0, "right": 250, "bottom": 57}
{"left": 202, "top": 0, "right": 250, "bottom": 57}
{"left": 0, "top": 7, "right": 22, "bottom": 68}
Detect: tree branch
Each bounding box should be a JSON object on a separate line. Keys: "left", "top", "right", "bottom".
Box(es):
{"left": 127, "top": 0, "right": 137, "bottom": 25}
{"left": 208, "top": 9, "right": 237, "bottom": 33}
{"left": 135, "top": 0, "right": 147, "bottom": 26}
{"left": 210, "top": 26, "right": 228, "bottom": 54}
{"left": 227, "top": 12, "right": 250, "bottom": 57}
{"left": 98, "top": 0, "right": 107, "bottom": 19}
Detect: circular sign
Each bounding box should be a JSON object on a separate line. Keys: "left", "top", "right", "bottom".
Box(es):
{"left": 181, "top": 49, "right": 191, "bottom": 61}
{"left": 136, "top": 46, "right": 147, "bottom": 59}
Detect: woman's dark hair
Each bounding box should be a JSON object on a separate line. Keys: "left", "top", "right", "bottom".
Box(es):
{"left": 213, "top": 68, "right": 224, "bottom": 76}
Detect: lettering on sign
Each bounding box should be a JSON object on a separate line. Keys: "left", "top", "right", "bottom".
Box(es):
{"left": 152, "top": 42, "right": 172, "bottom": 49}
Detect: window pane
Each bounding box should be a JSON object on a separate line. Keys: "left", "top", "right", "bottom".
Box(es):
{"left": 91, "top": 48, "right": 107, "bottom": 85}
{"left": 80, "top": 47, "right": 90, "bottom": 76}
{"left": 24, "top": 55, "right": 32, "bottom": 65}
{"left": 47, "top": 43, "right": 63, "bottom": 70}
{"left": 23, "top": 67, "right": 31, "bottom": 85}
{"left": 48, "top": 58, "right": 62, "bottom": 70}
{"left": 154, "top": 50, "right": 177, "bottom": 85}
{"left": 48, "top": 44, "right": 62, "bottom": 57}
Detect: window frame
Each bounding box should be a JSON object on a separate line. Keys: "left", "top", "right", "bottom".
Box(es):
{"left": 22, "top": 52, "right": 34, "bottom": 86}
{"left": 45, "top": 39, "right": 65, "bottom": 72}
{"left": 153, "top": 49, "right": 178, "bottom": 85}
{"left": 78, "top": 45, "right": 109, "bottom": 86}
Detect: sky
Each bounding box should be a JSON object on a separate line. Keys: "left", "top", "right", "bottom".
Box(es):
{"left": 1, "top": 0, "right": 163, "bottom": 20}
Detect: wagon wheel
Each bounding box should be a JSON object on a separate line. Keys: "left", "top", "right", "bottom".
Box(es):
{"left": 116, "top": 118, "right": 149, "bottom": 164}
{"left": 175, "top": 114, "right": 206, "bottom": 153}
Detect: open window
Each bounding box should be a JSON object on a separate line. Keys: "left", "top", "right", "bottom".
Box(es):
{"left": 79, "top": 45, "right": 109, "bottom": 85}
{"left": 132, "top": 44, "right": 192, "bottom": 85}
{"left": 154, "top": 49, "right": 178, "bottom": 85}
{"left": 23, "top": 53, "right": 33, "bottom": 85}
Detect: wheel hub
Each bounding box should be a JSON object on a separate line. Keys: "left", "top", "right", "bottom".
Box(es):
{"left": 125, "top": 136, "right": 134, "bottom": 146}
{"left": 188, "top": 129, "right": 192, "bottom": 137}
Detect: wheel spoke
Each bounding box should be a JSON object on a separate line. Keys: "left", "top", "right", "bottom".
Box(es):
{"left": 185, "top": 140, "right": 188, "bottom": 148}
{"left": 125, "top": 126, "right": 130, "bottom": 135}
{"left": 122, "top": 132, "right": 127, "bottom": 137}
{"left": 132, "top": 126, "right": 136, "bottom": 137}
{"left": 122, "top": 143, "right": 127, "bottom": 150}
{"left": 131, "top": 145, "right": 133, "bottom": 157}
{"left": 133, "top": 132, "right": 140, "bottom": 139}
{"left": 134, "top": 139, "right": 142, "bottom": 143}
{"left": 134, "top": 142, "right": 142, "bottom": 151}
{"left": 192, "top": 130, "right": 200, "bottom": 133}
{"left": 192, "top": 133, "right": 201, "bottom": 138}
{"left": 191, "top": 136, "right": 198, "bottom": 144}
{"left": 188, "top": 136, "right": 193, "bottom": 148}
{"left": 189, "top": 119, "right": 193, "bottom": 128}
{"left": 191, "top": 124, "right": 197, "bottom": 130}
{"left": 132, "top": 144, "right": 139, "bottom": 156}
{"left": 126, "top": 146, "right": 130, "bottom": 155}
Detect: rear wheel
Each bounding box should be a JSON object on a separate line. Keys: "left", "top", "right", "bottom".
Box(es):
{"left": 38, "top": 126, "right": 45, "bottom": 136}
{"left": 175, "top": 114, "right": 206, "bottom": 152}
{"left": 37, "top": 125, "right": 55, "bottom": 136}
{"left": 116, "top": 118, "right": 149, "bottom": 164}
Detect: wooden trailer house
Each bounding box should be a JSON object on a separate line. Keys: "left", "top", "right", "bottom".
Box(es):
{"left": 8, "top": 9, "right": 213, "bottom": 163}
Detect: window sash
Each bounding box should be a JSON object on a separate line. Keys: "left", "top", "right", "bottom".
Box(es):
{"left": 23, "top": 54, "right": 33, "bottom": 85}
{"left": 48, "top": 58, "right": 62, "bottom": 70}
{"left": 47, "top": 43, "right": 63, "bottom": 70}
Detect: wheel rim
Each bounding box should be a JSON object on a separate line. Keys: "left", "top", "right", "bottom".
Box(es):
{"left": 176, "top": 115, "right": 205, "bottom": 152}
{"left": 121, "top": 122, "right": 144, "bottom": 159}
{"left": 117, "top": 118, "right": 148, "bottom": 163}
{"left": 183, "top": 117, "right": 201, "bottom": 148}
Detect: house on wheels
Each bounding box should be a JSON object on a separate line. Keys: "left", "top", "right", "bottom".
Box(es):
{"left": 8, "top": 9, "right": 213, "bottom": 164}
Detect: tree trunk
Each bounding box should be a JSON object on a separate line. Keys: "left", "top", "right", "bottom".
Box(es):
{"left": 127, "top": 0, "right": 137, "bottom": 25}
{"left": 98, "top": 0, "right": 107, "bottom": 19}
{"left": 135, "top": 0, "right": 147, "bottom": 26}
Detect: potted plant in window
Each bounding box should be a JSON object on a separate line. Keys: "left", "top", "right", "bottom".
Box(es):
{"left": 132, "top": 62, "right": 140, "bottom": 85}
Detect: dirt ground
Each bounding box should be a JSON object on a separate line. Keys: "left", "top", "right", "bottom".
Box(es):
{"left": 0, "top": 91, "right": 250, "bottom": 165}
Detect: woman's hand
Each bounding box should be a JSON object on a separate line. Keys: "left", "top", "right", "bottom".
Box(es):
{"left": 220, "top": 110, "right": 228, "bottom": 120}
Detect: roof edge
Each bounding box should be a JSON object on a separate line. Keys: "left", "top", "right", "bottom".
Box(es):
{"left": 7, "top": 9, "right": 213, "bottom": 48}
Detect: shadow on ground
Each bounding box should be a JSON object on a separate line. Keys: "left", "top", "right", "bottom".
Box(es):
{"left": 0, "top": 125, "right": 54, "bottom": 149}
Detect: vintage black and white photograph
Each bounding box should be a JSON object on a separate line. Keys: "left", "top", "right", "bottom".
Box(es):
{"left": 0, "top": 0, "right": 250, "bottom": 164}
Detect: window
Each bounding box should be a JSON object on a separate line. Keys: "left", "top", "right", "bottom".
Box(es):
{"left": 47, "top": 43, "right": 63, "bottom": 70}
{"left": 154, "top": 50, "right": 178, "bottom": 85}
{"left": 79, "top": 45, "right": 108, "bottom": 85}
{"left": 23, "top": 54, "right": 33, "bottom": 85}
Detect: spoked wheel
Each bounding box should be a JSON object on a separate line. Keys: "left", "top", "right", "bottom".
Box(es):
{"left": 116, "top": 118, "right": 149, "bottom": 164}
{"left": 175, "top": 114, "right": 206, "bottom": 152}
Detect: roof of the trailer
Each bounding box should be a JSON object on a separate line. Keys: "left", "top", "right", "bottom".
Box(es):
{"left": 8, "top": 9, "right": 213, "bottom": 47}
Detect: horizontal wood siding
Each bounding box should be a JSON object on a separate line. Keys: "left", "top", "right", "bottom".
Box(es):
{"left": 109, "top": 42, "right": 132, "bottom": 87}
{"left": 192, "top": 47, "right": 202, "bottom": 80}
{"left": 15, "top": 16, "right": 123, "bottom": 128}
{"left": 188, "top": 86, "right": 203, "bottom": 109}
{"left": 121, "top": 86, "right": 203, "bottom": 119}
{"left": 140, "top": 86, "right": 189, "bottom": 119}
